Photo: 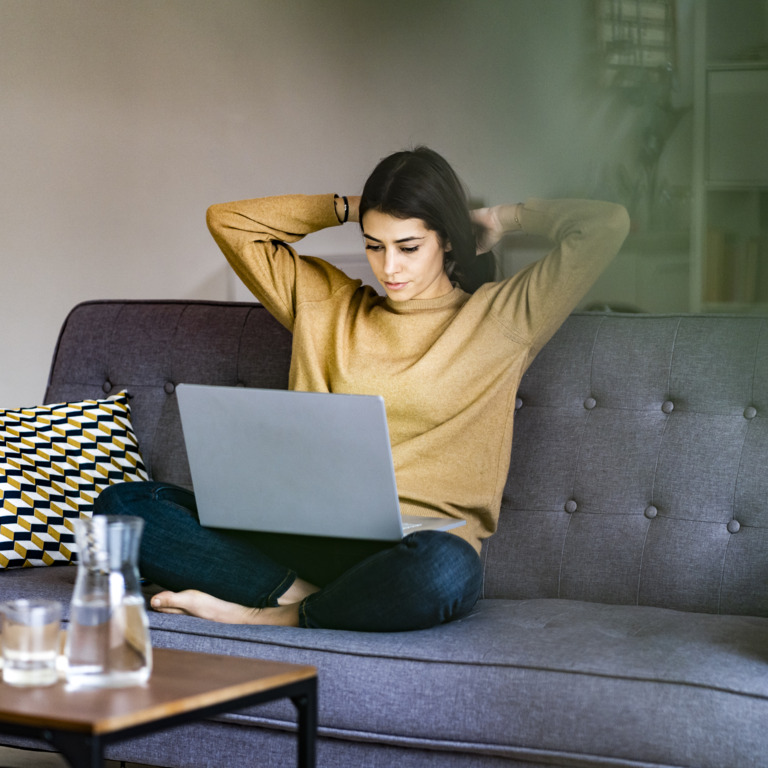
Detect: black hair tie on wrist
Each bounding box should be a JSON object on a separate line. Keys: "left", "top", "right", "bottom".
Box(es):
{"left": 334, "top": 194, "right": 349, "bottom": 224}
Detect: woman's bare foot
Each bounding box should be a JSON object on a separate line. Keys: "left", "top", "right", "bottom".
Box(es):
{"left": 278, "top": 577, "right": 320, "bottom": 605}
{"left": 150, "top": 590, "right": 301, "bottom": 626}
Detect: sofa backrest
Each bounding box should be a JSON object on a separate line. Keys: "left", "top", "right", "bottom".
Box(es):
{"left": 484, "top": 313, "right": 768, "bottom": 617}
{"left": 45, "top": 301, "right": 292, "bottom": 489}
{"left": 46, "top": 301, "right": 768, "bottom": 617}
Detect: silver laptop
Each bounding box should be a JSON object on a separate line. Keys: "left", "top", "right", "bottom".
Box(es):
{"left": 176, "top": 384, "right": 465, "bottom": 541}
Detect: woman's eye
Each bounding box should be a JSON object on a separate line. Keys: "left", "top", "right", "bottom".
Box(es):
{"left": 365, "top": 244, "right": 383, "bottom": 252}
{"left": 401, "top": 246, "right": 419, "bottom": 254}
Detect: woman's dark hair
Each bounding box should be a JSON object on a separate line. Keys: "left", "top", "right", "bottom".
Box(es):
{"left": 359, "top": 146, "right": 495, "bottom": 293}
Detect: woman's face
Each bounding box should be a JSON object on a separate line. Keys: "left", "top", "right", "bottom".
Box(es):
{"left": 362, "top": 209, "right": 453, "bottom": 302}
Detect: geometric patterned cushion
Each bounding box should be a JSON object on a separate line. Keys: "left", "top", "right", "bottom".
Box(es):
{"left": 0, "top": 391, "right": 148, "bottom": 568}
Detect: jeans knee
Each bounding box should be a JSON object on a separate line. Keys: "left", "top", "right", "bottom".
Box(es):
{"left": 94, "top": 481, "right": 132, "bottom": 515}
{"left": 406, "top": 530, "right": 479, "bottom": 570}
{"left": 94, "top": 481, "right": 161, "bottom": 518}
{"left": 405, "top": 531, "right": 483, "bottom": 620}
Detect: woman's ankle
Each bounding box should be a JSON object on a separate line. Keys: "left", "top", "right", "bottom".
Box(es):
{"left": 278, "top": 577, "right": 320, "bottom": 605}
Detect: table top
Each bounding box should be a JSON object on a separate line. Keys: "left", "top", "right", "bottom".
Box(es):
{"left": 0, "top": 646, "right": 316, "bottom": 735}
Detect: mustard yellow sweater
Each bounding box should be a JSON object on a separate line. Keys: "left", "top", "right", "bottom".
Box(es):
{"left": 207, "top": 195, "right": 630, "bottom": 553}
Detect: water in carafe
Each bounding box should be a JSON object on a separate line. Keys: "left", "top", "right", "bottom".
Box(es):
{"left": 65, "top": 515, "right": 152, "bottom": 688}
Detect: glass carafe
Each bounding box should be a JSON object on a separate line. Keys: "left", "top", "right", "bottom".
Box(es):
{"left": 65, "top": 515, "right": 152, "bottom": 688}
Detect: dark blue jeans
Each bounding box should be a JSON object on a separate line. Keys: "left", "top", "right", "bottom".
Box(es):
{"left": 94, "top": 482, "right": 483, "bottom": 632}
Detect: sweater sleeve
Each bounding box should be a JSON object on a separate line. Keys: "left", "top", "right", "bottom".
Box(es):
{"left": 482, "top": 198, "right": 630, "bottom": 363}
{"left": 206, "top": 193, "right": 351, "bottom": 331}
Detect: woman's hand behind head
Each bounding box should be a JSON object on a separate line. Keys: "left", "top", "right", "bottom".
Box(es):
{"left": 470, "top": 207, "right": 505, "bottom": 255}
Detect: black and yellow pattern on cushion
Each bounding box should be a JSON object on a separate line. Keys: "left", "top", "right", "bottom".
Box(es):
{"left": 0, "top": 391, "right": 148, "bottom": 568}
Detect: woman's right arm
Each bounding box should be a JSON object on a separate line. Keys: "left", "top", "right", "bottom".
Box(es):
{"left": 333, "top": 194, "right": 361, "bottom": 225}
{"left": 206, "top": 194, "right": 345, "bottom": 329}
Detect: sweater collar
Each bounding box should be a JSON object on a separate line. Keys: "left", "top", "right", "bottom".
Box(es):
{"left": 383, "top": 285, "right": 469, "bottom": 314}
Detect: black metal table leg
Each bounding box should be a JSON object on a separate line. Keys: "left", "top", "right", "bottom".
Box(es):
{"left": 291, "top": 676, "right": 318, "bottom": 768}
{"left": 45, "top": 729, "right": 104, "bottom": 768}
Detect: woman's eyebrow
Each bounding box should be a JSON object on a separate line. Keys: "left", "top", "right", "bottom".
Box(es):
{"left": 363, "top": 233, "right": 426, "bottom": 244}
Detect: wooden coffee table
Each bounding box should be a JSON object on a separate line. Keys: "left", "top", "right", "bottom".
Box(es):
{"left": 0, "top": 646, "right": 317, "bottom": 768}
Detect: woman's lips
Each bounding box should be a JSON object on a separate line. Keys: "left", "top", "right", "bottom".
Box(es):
{"left": 384, "top": 281, "right": 409, "bottom": 290}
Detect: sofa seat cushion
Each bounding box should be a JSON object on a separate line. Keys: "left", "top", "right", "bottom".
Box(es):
{"left": 11, "top": 568, "right": 763, "bottom": 767}
{"left": 2, "top": 566, "right": 768, "bottom": 768}
{"left": 150, "top": 601, "right": 768, "bottom": 767}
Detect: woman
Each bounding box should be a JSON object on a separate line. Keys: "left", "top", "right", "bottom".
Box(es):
{"left": 96, "top": 147, "right": 629, "bottom": 632}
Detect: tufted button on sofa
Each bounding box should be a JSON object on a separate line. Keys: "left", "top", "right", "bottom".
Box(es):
{"left": 2, "top": 301, "right": 768, "bottom": 768}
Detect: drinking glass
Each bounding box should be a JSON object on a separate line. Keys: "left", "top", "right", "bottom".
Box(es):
{"left": 1, "top": 599, "right": 62, "bottom": 686}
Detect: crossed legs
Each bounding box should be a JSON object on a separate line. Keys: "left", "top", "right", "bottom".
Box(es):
{"left": 95, "top": 482, "right": 483, "bottom": 632}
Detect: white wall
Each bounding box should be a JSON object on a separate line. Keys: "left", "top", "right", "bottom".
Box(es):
{"left": 0, "top": 0, "right": 688, "bottom": 407}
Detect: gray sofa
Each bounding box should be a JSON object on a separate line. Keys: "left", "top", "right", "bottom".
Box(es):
{"left": 3, "top": 299, "right": 768, "bottom": 768}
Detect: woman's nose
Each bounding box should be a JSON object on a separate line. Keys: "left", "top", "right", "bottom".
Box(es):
{"left": 383, "top": 249, "right": 400, "bottom": 275}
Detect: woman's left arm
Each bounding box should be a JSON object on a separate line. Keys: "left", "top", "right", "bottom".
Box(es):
{"left": 475, "top": 198, "right": 630, "bottom": 358}
{"left": 471, "top": 203, "right": 524, "bottom": 254}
